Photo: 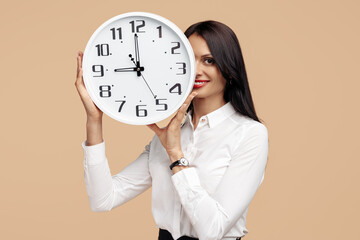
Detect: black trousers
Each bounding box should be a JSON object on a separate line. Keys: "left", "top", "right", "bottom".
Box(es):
{"left": 158, "top": 229, "right": 198, "bottom": 240}
{"left": 158, "top": 229, "right": 241, "bottom": 240}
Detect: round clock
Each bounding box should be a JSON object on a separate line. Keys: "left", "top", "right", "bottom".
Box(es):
{"left": 82, "top": 12, "right": 195, "bottom": 125}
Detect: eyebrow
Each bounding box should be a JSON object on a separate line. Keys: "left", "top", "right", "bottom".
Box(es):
{"left": 198, "top": 53, "right": 213, "bottom": 58}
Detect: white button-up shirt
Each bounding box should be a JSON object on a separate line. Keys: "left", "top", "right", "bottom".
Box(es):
{"left": 82, "top": 102, "right": 268, "bottom": 240}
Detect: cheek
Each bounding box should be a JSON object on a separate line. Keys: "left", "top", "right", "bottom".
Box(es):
{"left": 205, "top": 66, "right": 226, "bottom": 90}
{"left": 213, "top": 73, "right": 226, "bottom": 89}
{"left": 217, "top": 80, "right": 226, "bottom": 93}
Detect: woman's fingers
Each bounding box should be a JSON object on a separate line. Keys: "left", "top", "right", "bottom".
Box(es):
{"left": 151, "top": 91, "right": 198, "bottom": 131}
{"left": 147, "top": 123, "right": 162, "bottom": 136}
{"left": 185, "top": 91, "right": 198, "bottom": 106}
{"left": 174, "top": 91, "right": 198, "bottom": 123}
{"left": 76, "top": 51, "right": 82, "bottom": 72}
{"left": 76, "top": 52, "right": 89, "bottom": 98}
{"left": 76, "top": 52, "right": 84, "bottom": 88}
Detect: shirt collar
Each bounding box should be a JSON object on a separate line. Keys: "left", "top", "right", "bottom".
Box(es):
{"left": 183, "top": 102, "right": 236, "bottom": 129}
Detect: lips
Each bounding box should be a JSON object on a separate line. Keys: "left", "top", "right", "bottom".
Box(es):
{"left": 193, "top": 80, "right": 210, "bottom": 88}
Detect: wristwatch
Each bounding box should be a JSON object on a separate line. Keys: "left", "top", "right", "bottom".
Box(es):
{"left": 169, "top": 157, "right": 189, "bottom": 170}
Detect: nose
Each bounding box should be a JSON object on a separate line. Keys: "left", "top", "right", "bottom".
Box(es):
{"left": 195, "top": 60, "right": 203, "bottom": 78}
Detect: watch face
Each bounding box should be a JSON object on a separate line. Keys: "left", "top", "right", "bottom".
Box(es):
{"left": 180, "top": 158, "right": 189, "bottom": 166}
{"left": 83, "top": 12, "right": 195, "bottom": 125}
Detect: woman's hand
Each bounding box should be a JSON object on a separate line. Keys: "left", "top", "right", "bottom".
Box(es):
{"left": 147, "top": 92, "right": 197, "bottom": 163}
{"left": 75, "top": 51, "right": 103, "bottom": 121}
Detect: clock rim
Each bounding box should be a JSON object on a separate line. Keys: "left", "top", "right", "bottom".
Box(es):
{"left": 83, "top": 11, "right": 195, "bottom": 125}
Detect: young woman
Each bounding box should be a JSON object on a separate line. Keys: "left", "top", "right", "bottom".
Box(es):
{"left": 76, "top": 20, "right": 268, "bottom": 240}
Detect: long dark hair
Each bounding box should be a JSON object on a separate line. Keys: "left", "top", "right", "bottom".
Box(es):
{"left": 185, "top": 21, "right": 260, "bottom": 122}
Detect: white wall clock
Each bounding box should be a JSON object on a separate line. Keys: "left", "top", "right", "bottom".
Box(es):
{"left": 82, "top": 12, "right": 195, "bottom": 125}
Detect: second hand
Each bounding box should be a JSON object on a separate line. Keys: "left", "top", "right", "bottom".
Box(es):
{"left": 139, "top": 73, "right": 157, "bottom": 99}
{"left": 129, "top": 55, "right": 156, "bottom": 99}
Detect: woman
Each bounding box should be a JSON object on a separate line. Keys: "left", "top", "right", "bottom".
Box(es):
{"left": 76, "top": 20, "right": 268, "bottom": 240}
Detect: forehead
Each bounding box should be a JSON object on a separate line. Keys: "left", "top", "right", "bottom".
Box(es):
{"left": 188, "top": 34, "right": 212, "bottom": 57}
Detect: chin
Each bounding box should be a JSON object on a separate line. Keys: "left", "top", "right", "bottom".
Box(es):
{"left": 193, "top": 92, "right": 208, "bottom": 100}
{"left": 192, "top": 85, "right": 207, "bottom": 95}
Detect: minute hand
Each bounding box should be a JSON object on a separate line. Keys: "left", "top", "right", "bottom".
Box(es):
{"left": 134, "top": 34, "right": 142, "bottom": 76}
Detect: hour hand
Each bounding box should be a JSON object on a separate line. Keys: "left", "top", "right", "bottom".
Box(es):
{"left": 114, "top": 67, "right": 142, "bottom": 72}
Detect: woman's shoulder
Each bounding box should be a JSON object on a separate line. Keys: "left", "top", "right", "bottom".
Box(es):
{"left": 229, "top": 112, "right": 268, "bottom": 141}
{"left": 231, "top": 111, "right": 267, "bottom": 128}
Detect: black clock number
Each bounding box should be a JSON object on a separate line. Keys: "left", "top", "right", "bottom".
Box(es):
{"left": 110, "top": 27, "right": 122, "bottom": 40}
{"left": 130, "top": 20, "right": 145, "bottom": 33}
{"left": 171, "top": 42, "right": 180, "bottom": 54}
{"left": 99, "top": 85, "right": 111, "bottom": 98}
{"left": 169, "top": 83, "right": 182, "bottom": 95}
{"left": 95, "top": 44, "right": 110, "bottom": 56}
{"left": 136, "top": 105, "right": 148, "bottom": 117}
{"left": 176, "top": 62, "right": 186, "bottom": 75}
{"left": 157, "top": 26, "right": 162, "bottom": 38}
{"left": 92, "top": 65, "right": 104, "bottom": 77}
{"left": 115, "top": 100, "right": 126, "bottom": 112}
{"left": 155, "top": 98, "right": 168, "bottom": 111}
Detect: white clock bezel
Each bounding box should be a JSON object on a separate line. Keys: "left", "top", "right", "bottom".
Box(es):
{"left": 82, "top": 12, "right": 195, "bottom": 125}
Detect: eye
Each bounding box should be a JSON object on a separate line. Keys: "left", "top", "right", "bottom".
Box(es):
{"left": 204, "top": 58, "right": 215, "bottom": 65}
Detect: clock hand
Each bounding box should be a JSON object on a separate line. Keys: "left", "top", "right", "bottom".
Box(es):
{"left": 139, "top": 73, "right": 157, "bottom": 99}
{"left": 134, "top": 34, "right": 141, "bottom": 76}
{"left": 114, "top": 66, "right": 144, "bottom": 72}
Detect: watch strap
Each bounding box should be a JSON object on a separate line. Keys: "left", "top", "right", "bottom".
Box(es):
{"left": 169, "top": 157, "right": 188, "bottom": 170}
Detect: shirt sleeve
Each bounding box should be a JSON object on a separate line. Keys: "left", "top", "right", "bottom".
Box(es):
{"left": 171, "top": 123, "right": 268, "bottom": 240}
{"left": 83, "top": 140, "right": 152, "bottom": 212}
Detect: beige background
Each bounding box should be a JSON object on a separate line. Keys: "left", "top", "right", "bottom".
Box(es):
{"left": 1, "top": 0, "right": 359, "bottom": 239}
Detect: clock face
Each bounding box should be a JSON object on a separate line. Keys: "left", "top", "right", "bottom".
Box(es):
{"left": 83, "top": 12, "right": 195, "bottom": 125}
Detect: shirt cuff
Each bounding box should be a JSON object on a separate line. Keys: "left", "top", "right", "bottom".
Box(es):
{"left": 172, "top": 167, "right": 201, "bottom": 186}
{"left": 171, "top": 167, "right": 205, "bottom": 199}
{"left": 82, "top": 141, "right": 107, "bottom": 166}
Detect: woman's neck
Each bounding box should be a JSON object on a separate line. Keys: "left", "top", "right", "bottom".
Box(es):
{"left": 191, "top": 97, "right": 226, "bottom": 130}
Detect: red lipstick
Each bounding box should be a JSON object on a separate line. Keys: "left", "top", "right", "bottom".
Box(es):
{"left": 193, "top": 80, "right": 210, "bottom": 88}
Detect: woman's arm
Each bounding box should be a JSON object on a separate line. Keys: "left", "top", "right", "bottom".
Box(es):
{"left": 76, "top": 51, "right": 152, "bottom": 211}
{"left": 75, "top": 51, "right": 104, "bottom": 146}
{"left": 83, "top": 141, "right": 152, "bottom": 212}
{"left": 172, "top": 123, "right": 268, "bottom": 240}
{"left": 86, "top": 118, "right": 103, "bottom": 146}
